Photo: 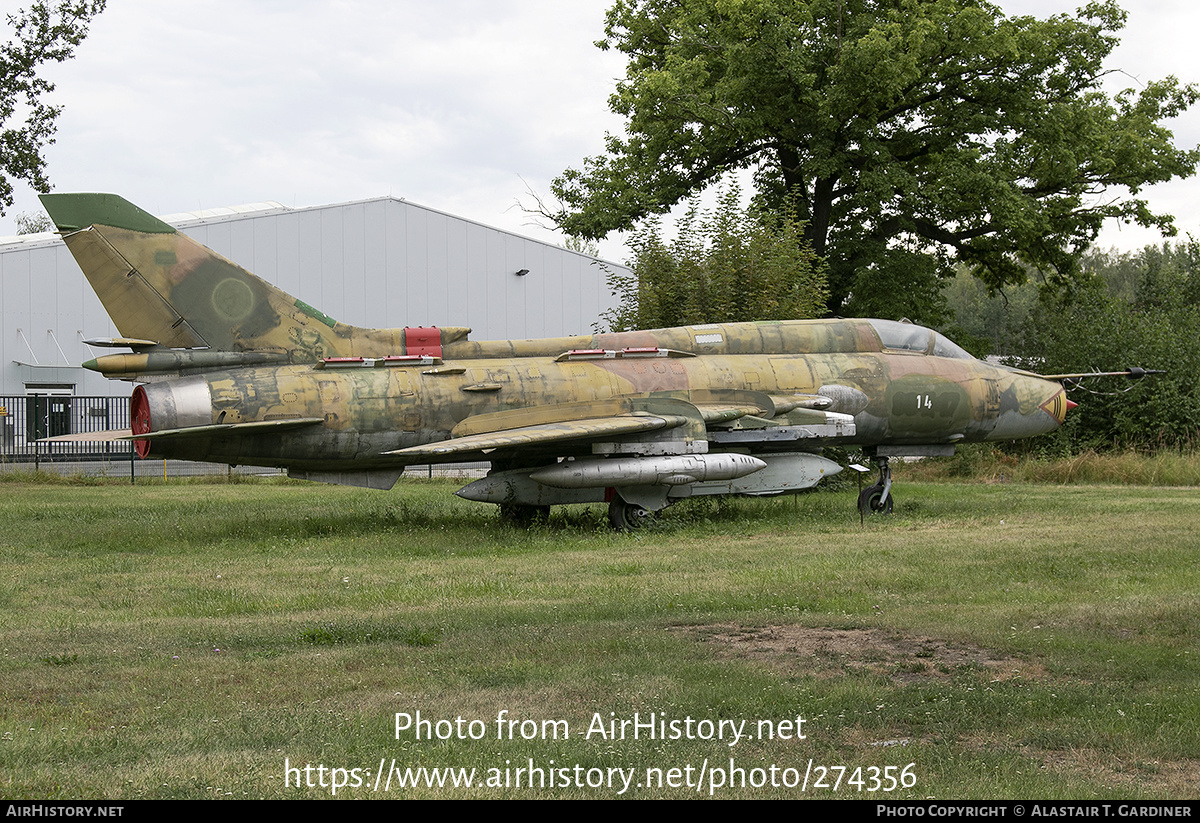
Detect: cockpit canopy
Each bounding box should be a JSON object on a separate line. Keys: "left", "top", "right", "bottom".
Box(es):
{"left": 867, "top": 319, "right": 973, "bottom": 360}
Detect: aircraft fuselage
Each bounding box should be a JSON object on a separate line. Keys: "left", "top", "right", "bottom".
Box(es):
{"left": 39, "top": 193, "right": 1076, "bottom": 525}
{"left": 132, "top": 323, "right": 1066, "bottom": 472}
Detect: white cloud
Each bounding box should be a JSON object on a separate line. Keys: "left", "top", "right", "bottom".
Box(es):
{"left": 3, "top": 0, "right": 1197, "bottom": 264}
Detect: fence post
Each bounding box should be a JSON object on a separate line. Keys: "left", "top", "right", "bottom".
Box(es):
{"left": 32, "top": 394, "right": 40, "bottom": 473}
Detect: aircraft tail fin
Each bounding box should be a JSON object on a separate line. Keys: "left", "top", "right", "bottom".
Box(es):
{"left": 40, "top": 192, "right": 386, "bottom": 361}
{"left": 39, "top": 193, "right": 176, "bottom": 235}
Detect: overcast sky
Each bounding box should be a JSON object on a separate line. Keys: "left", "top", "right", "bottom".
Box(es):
{"left": 3, "top": 0, "right": 1199, "bottom": 264}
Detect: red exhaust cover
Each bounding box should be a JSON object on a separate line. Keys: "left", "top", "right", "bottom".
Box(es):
{"left": 130, "top": 386, "right": 151, "bottom": 458}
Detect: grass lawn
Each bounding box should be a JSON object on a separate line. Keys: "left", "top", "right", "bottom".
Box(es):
{"left": 1, "top": 476, "right": 1197, "bottom": 798}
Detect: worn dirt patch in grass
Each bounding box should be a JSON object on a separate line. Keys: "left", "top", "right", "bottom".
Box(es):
{"left": 961, "top": 736, "right": 1200, "bottom": 799}
{"left": 688, "top": 625, "right": 1200, "bottom": 797}
{"left": 688, "top": 624, "right": 1048, "bottom": 685}
{"left": 1034, "top": 748, "right": 1200, "bottom": 798}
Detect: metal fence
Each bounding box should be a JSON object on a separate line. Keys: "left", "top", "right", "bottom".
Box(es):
{"left": 2, "top": 394, "right": 130, "bottom": 462}
{"left": 0, "top": 393, "right": 256, "bottom": 480}
{"left": 0, "top": 394, "right": 486, "bottom": 481}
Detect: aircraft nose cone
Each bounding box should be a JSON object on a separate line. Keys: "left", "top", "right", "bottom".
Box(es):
{"left": 1039, "top": 388, "right": 1075, "bottom": 425}
{"left": 987, "top": 376, "right": 1071, "bottom": 441}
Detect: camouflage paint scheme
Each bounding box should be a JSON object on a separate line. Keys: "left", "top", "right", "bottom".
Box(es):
{"left": 41, "top": 193, "right": 1071, "bottom": 525}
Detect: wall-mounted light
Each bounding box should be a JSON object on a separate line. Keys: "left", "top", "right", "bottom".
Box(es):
{"left": 514, "top": 268, "right": 529, "bottom": 277}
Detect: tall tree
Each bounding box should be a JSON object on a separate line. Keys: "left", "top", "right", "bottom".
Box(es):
{"left": 13, "top": 209, "right": 52, "bottom": 233}
{"left": 994, "top": 241, "right": 1200, "bottom": 453}
{"left": 552, "top": 0, "right": 1200, "bottom": 315}
{"left": 0, "top": 1, "right": 106, "bottom": 216}
{"left": 600, "top": 184, "right": 827, "bottom": 331}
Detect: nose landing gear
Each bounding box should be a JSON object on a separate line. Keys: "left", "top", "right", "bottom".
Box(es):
{"left": 857, "top": 453, "right": 893, "bottom": 516}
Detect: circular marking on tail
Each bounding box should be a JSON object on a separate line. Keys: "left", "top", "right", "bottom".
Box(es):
{"left": 212, "top": 277, "right": 256, "bottom": 322}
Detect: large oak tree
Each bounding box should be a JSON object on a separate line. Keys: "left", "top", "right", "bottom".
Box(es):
{"left": 552, "top": 0, "right": 1200, "bottom": 315}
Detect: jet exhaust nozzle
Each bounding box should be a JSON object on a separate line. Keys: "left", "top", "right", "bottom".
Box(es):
{"left": 130, "top": 378, "right": 215, "bottom": 458}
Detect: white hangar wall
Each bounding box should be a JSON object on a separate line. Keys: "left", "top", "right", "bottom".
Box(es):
{"left": 0, "top": 196, "right": 626, "bottom": 396}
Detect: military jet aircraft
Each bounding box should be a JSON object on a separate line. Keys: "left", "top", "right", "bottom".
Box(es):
{"left": 41, "top": 192, "right": 1089, "bottom": 528}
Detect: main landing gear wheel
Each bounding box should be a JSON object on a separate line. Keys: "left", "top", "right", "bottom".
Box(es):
{"left": 608, "top": 498, "right": 651, "bottom": 531}
{"left": 857, "top": 483, "right": 894, "bottom": 515}
{"left": 498, "top": 504, "right": 550, "bottom": 527}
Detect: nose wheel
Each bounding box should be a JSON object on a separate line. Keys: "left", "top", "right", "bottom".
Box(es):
{"left": 857, "top": 455, "right": 894, "bottom": 516}
{"left": 857, "top": 483, "right": 894, "bottom": 515}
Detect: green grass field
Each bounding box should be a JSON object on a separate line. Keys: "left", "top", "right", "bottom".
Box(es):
{"left": 1, "top": 475, "right": 1197, "bottom": 798}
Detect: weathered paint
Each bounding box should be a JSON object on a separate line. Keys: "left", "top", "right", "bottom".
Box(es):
{"left": 125, "top": 336, "right": 1065, "bottom": 473}
{"left": 42, "top": 192, "right": 1072, "bottom": 518}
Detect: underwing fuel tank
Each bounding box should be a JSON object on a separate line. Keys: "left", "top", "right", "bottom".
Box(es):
{"left": 529, "top": 454, "right": 766, "bottom": 488}
{"left": 456, "top": 452, "right": 842, "bottom": 507}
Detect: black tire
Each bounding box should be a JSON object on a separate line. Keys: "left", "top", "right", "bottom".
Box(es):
{"left": 857, "top": 483, "right": 894, "bottom": 515}
{"left": 608, "top": 498, "right": 650, "bottom": 531}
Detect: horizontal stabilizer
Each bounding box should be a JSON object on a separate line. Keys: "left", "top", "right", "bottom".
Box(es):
{"left": 133, "top": 417, "right": 325, "bottom": 441}
{"left": 41, "top": 417, "right": 324, "bottom": 444}
{"left": 38, "top": 429, "right": 132, "bottom": 443}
